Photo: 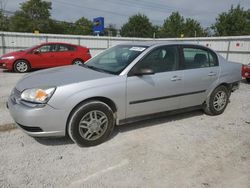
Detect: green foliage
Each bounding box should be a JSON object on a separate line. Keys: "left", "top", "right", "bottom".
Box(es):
{"left": 9, "top": 0, "right": 52, "bottom": 33}
{"left": 73, "top": 17, "right": 93, "bottom": 35}
{"left": 161, "top": 12, "right": 185, "bottom": 38}
{"left": 183, "top": 18, "right": 207, "bottom": 37}
{"left": 0, "top": 10, "right": 9, "bottom": 31}
{"left": 47, "top": 20, "right": 72, "bottom": 34}
{"left": 120, "top": 14, "right": 155, "bottom": 38}
{"left": 212, "top": 5, "right": 250, "bottom": 36}
{"left": 160, "top": 12, "right": 207, "bottom": 38}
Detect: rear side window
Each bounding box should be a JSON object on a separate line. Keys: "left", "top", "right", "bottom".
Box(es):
{"left": 182, "top": 47, "right": 218, "bottom": 69}
{"left": 57, "top": 44, "right": 76, "bottom": 52}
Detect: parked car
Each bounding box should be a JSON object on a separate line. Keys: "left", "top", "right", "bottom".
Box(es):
{"left": 0, "top": 42, "right": 91, "bottom": 73}
{"left": 242, "top": 63, "right": 250, "bottom": 83}
{"left": 7, "top": 42, "right": 242, "bottom": 147}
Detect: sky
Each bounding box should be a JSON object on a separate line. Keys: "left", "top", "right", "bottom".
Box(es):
{"left": 2, "top": 0, "right": 250, "bottom": 29}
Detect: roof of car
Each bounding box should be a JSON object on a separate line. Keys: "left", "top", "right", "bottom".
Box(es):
{"left": 40, "top": 42, "right": 77, "bottom": 46}
{"left": 121, "top": 41, "right": 204, "bottom": 47}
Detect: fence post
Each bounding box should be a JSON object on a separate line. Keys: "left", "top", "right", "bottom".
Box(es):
{"left": 45, "top": 35, "right": 48, "bottom": 43}
{"left": 78, "top": 37, "right": 81, "bottom": 45}
{"left": 226, "top": 40, "right": 231, "bottom": 60}
{"left": 1, "top": 33, "right": 6, "bottom": 55}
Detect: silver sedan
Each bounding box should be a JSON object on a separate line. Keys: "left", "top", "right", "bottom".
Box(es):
{"left": 7, "top": 42, "right": 242, "bottom": 146}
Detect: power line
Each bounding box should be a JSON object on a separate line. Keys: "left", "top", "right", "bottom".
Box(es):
{"left": 53, "top": 0, "right": 164, "bottom": 24}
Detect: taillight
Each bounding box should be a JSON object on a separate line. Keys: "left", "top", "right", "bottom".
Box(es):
{"left": 242, "top": 64, "right": 250, "bottom": 77}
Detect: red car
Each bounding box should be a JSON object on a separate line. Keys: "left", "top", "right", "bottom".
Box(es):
{"left": 242, "top": 64, "right": 250, "bottom": 83}
{"left": 0, "top": 42, "right": 91, "bottom": 73}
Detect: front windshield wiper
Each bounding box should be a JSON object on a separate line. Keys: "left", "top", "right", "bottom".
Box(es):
{"left": 83, "top": 64, "right": 116, "bottom": 75}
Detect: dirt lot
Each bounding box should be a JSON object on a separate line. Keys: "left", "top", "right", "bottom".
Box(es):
{"left": 0, "top": 70, "right": 250, "bottom": 188}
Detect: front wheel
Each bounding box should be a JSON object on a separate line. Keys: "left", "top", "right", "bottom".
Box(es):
{"left": 68, "top": 101, "right": 115, "bottom": 147}
{"left": 203, "top": 85, "right": 229, "bottom": 115}
{"left": 246, "top": 78, "right": 250, "bottom": 83}
{"left": 14, "top": 60, "right": 30, "bottom": 73}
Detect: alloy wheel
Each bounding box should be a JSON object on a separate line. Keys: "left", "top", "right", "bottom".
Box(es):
{"left": 78, "top": 110, "right": 108, "bottom": 141}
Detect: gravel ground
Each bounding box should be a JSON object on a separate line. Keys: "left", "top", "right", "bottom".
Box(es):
{"left": 0, "top": 70, "right": 250, "bottom": 188}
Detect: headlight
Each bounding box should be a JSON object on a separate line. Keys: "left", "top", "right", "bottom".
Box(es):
{"left": 21, "top": 87, "right": 56, "bottom": 104}
{"left": 1, "top": 56, "right": 15, "bottom": 60}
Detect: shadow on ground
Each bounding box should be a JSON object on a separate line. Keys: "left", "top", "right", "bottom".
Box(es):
{"left": 34, "top": 109, "right": 204, "bottom": 146}
{"left": 34, "top": 136, "right": 75, "bottom": 146}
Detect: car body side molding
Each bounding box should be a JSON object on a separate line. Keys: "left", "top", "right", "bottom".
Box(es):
{"left": 129, "top": 90, "right": 206, "bottom": 105}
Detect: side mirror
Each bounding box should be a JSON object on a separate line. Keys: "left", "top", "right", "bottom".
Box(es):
{"left": 33, "top": 50, "right": 40, "bottom": 54}
{"left": 134, "top": 68, "right": 155, "bottom": 76}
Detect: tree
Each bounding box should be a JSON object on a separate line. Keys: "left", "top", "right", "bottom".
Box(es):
{"left": 212, "top": 5, "right": 250, "bottom": 36}
{"left": 160, "top": 12, "right": 207, "bottom": 38}
{"left": 9, "top": 0, "right": 52, "bottom": 33}
{"left": 73, "top": 17, "right": 93, "bottom": 35}
{"left": 120, "top": 14, "right": 154, "bottom": 38}
{"left": 161, "top": 12, "right": 185, "bottom": 38}
{"left": 0, "top": 10, "right": 9, "bottom": 31}
{"left": 47, "top": 20, "right": 72, "bottom": 34}
{"left": 183, "top": 18, "right": 207, "bottom": 37}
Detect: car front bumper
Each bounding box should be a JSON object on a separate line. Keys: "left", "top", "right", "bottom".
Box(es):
{"left": 0, "top": 60, "right": 13, "bottom": 70}
{"left": 7, "top": 95, "right": 67, "bottom": 137}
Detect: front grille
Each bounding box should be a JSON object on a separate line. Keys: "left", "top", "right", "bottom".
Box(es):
{"left": 17, "top": 123, "right": 43, "bottom": 132}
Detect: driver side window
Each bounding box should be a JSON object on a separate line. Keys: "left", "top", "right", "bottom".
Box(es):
{"left": 133, "top": 45, "right": 179, "bottom": 74}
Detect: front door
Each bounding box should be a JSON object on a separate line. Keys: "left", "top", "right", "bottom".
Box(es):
{"left": 126, "top": 45, "right": 183, "bottom": 118}
{"left": 27, "top": 44, "right": 57, "bottom": 68}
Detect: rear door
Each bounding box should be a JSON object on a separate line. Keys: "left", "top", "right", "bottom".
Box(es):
{"left": 178, "top": 45, "right": 220, "bottom": 108}
{"left": 126, "top": 45, "right": 183, "bottom": 118}
{"left": 55, "top": 44, "right": 76, "bottom": 66}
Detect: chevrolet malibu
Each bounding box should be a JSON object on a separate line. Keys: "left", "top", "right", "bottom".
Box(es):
{"left": 7, "top": 42, "right": 242, "bottom": 147}
{"left": 0, "top": 42, "right": 91, "bottom": 73}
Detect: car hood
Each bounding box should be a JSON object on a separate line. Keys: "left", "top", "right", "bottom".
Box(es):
{"left": 15, "top": 65, "right": 114, "bottom": 91}
{"left": 1, "top": 50, "right": 27, "bottom": 58}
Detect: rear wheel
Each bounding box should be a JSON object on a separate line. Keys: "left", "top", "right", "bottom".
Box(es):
{"left": 14, "top": 60, "right": 30, "bottom": 73}
{"left": 203, "top": 85, "right": 229, "bottom": 115}
{"left": 68, "top": 101, "right": 115, "bottom": 147}
{"left": 246, "top": 78, "right": 250, "bottom": 83}
{"left": 72, "top": 59, "right": 84, "bottom": 66}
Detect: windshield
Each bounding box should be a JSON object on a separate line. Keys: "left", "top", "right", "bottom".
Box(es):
{"left": 85, "top": 45, "right": 148, "bottom": 75}
{"left": 20, "top": 45, "right": 37, "bottom": 52}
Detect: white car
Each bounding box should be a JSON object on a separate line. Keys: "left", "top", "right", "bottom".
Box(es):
{"left": 8, "top": 42, "right": 242, "bottom": 146}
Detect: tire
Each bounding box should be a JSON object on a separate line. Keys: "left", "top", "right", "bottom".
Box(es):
{"left": 72, "top": 59, "right": 84, "bottom": 66}
{"left": 14, "top": 60, "right": 30, "bottom": 73}
{"left": 203, "top": 85, "right": 229, "bottom": 115}
{"left": 246, "top": 78, "right": 250, "bottom": 83}
{"left": 68, "top": 101, "right": 115, "bottom": 147}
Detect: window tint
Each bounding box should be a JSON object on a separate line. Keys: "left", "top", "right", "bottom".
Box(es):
{"left": 182, "top": 47, "right": 218, "bottom": 69}
{"left": 37, "top": 44, "right": 56, "bottom": 53}
{"left": 134, "top": 46, "right": 179, "bottom": 73}
{"left": 58, "top": 44, "right": 75, "bottom": 52}
{"left": 208, "top": 52, "right": 218, "bottom": 67}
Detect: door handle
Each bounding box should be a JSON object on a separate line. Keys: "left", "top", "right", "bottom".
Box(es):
{"left": 171, "top": 76, "right": 182, "bottom": 81}
{"left": 208, "top": 72, "right": 216, "bottom": 76}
